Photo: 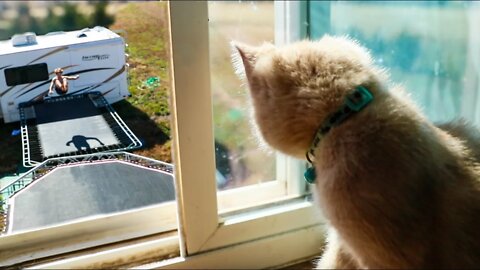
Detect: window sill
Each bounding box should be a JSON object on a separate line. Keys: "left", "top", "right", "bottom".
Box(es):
{"left": 25, "top": 232, "right": 180, "bottom": 269}
{"left": 143, "top": 225, "right": 324, "bottom": 269}
{"left": 24, "top": 199, "right": 325, "bottom": 269}
{"left": 0, "top": 203, "right": 176, "bottom": 267}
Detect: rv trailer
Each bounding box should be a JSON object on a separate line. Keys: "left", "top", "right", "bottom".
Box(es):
{"left": 0, "top": 26, "right": 130, "bottom": 123}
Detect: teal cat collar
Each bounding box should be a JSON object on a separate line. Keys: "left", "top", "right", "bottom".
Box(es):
{"left": 304, "top": 86, "right": 374, "bottom": 184}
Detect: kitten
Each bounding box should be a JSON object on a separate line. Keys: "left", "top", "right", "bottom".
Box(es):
{"left": 232, "top": 36, "right": 480, "bottom": 269}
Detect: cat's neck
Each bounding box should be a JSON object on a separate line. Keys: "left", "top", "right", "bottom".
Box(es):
{"left": 313, "top": 87, "right": 428, "bottom": 170}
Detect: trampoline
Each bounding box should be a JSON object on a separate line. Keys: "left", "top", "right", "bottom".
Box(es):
{"left": 19, "top": 92, "right": 142, "bottom": 167}
{"left": 7, "top": 160, "right": 175, "bottom": 233}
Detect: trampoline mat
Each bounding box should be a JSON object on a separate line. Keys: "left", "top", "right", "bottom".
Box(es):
{"left": 35, "top": 96, "right": 100, "bottom": 124}
{"left": 34, "top": 96, "right": 120, "bottom": 157}
{"left": 9, "top": 161, "right": 175, "bottom": 232}
{"left": 36, "top": 115, "right": 119, "bottom": 157}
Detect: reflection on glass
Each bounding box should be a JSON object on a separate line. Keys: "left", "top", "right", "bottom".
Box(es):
{"left": 310, "top": 1, "right": 478, "bottom": 123}
{"left": 209, "top": 1, "right": 276, "bottom": 190}
{"left": 0, "top": 1, "right": 174, "bottom": 233}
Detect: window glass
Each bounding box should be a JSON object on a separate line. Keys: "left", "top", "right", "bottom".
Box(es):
{"left": 208, "top": 1, "right": 276, "bottom": 190}
{"left": 5, "top": 63, "right": 49, "bottom": 86}
{"left": 309, "top": 1, "right": 476, "bottom": 123}
{"left": 0, "top": 1, "right": 174, "bottom": 235}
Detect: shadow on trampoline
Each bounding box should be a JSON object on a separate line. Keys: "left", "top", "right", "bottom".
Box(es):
{"left": 66, "top": 135, "right": 105, "bottom": 151}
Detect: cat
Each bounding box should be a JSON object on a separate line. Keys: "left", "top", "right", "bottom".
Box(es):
{"left": 232, "top": 35, "right": 480, "bottom": 269}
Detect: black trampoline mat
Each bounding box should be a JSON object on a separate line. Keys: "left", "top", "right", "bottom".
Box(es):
{"left": 33, "top": 95, "right": 120, "bottom": 157}
{"left": 10, "top": 161, "right": 175, "bottom": 232}
{"left": 35, "top": 96, "right": 100, "bottom": 124}
{"left": 37, "top": 115, "right": 119, "bottom": 157}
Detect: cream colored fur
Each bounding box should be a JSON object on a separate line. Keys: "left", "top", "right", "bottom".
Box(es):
{"left": 232, "top": 35, "right": 480, "bottom": 269}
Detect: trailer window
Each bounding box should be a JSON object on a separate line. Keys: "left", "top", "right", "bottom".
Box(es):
{"left": 4, "top": 63, "right": 49, "bottom": 86}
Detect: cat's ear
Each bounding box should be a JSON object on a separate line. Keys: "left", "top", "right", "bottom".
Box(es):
{"left": 232, "top": 42, "right": 275, "bottom": 76}
{"left": 231, "top": 41, "right": 258, "bottom": 80}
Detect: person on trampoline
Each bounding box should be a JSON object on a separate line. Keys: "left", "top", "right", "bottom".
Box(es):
{"left": 48, "top": 68, "right": 80, "bottom": 96}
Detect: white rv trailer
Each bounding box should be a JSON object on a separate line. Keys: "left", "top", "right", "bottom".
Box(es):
{"left": 0, "top": 26, "right": 130, "bottom": 123}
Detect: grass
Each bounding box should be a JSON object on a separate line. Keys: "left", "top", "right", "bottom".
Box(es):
{"left": 0, "top": 122, "right": 22, "bottom": 175}
{"left": 109, "top": 2, "right": 172, "bottom": 163}
{"left": 0, "top": 2, "right": 172, "bottom": 176}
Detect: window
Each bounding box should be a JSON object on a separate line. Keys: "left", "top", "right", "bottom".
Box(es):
{"left": 163, "top": 0, "right": 322, "bottom": 263}
{"left": 0, "top": 1, "right": 178, "bottom": 267}
{"left": 309, "top": 1, "right": 479, "bottom": 124}
{"left": 209, "top": 1, "right": 276, "bottom": 191}
{"left": 0, "top": 2, "right": 325, "bottom": 268}
{"left": 4, "top": 63, "right": 49, "bottom": 86}
{"left": 25, "top": 1, "right": 480, "bottom": 268}
{"left": 208, "top": 1, "right": 311, "bottom": 214}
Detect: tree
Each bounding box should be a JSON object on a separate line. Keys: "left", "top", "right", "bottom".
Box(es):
{"left": 2, "top": 2, "right": 115, "bottom": 41}
{"left": 42, "top": 7, "right": 61, "bottom": 34}
{"left": 6, "top": 3, "right": 42, "bottom": 38}
{"left": 58, "top": 3, "right": 89, "bottom": 32}
{"left": 90, "top": 1, "right": 114, "bottom": 28}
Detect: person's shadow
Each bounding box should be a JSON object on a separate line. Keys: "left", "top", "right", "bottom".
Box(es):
{"left": 66, "top": 135, "right": 105, "bottom": 151}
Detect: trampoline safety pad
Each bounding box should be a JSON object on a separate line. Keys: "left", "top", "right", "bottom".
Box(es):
{"left": 8, "top": 161, "right": 175, "bottom": 232}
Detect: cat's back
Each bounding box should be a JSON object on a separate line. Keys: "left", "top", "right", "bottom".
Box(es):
{"left": 437, "top": 119, "right": 480, "bottom": 163}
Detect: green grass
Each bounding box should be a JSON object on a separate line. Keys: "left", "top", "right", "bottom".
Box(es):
{"left": 109, "top": 1, "right": 172, "bottom": 162}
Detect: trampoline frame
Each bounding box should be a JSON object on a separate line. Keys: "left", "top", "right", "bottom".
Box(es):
{"left": 19, "top": 92, "right": 143, "bottom": 167}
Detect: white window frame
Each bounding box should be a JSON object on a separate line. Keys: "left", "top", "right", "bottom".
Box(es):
{"left": 4, "top": 1, "right": 328, "bottom": 268}
{"left": 169, "top": 0, "right": 324, "bottom": 260}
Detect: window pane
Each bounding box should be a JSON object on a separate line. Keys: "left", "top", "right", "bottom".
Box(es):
{"left": 208, "top": 1, "right": 276, "bottom": 190}
{"left": 309, "top": 1, "right": 476, "bottom": 123}
{"left": 0, "top": 1, "right": 174, "bottom": 236}
{"left": 5, "top": 63, "right": 49, "bottom": 86}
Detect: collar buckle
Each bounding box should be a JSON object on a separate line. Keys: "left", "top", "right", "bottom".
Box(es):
{"left": 346, "top": 86, "right": 374, "bottom": 112}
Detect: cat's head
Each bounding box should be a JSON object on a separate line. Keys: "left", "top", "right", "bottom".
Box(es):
{"left": 232, "top": 35, "right": 385, "bottom": 158}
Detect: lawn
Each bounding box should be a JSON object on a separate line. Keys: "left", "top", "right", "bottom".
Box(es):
{"left": 109, "top": 2, "right": 172, "bottom": 163}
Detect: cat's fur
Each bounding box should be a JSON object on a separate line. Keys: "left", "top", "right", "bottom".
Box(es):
{"left": 232, "top": 36, "right": 480, "bottom": 269}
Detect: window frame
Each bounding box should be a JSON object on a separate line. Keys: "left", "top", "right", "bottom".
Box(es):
{"left": 0, "top": 202, "right": 177, "bottom": 266}
{"left": 12, "top": 1, "right": 480, "bottom": 268}
{"left": 169, "top": 0, "right": 322, "bottom": 257}
{"left": 1, "top": 1, "right": 327, "bottom": 268}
